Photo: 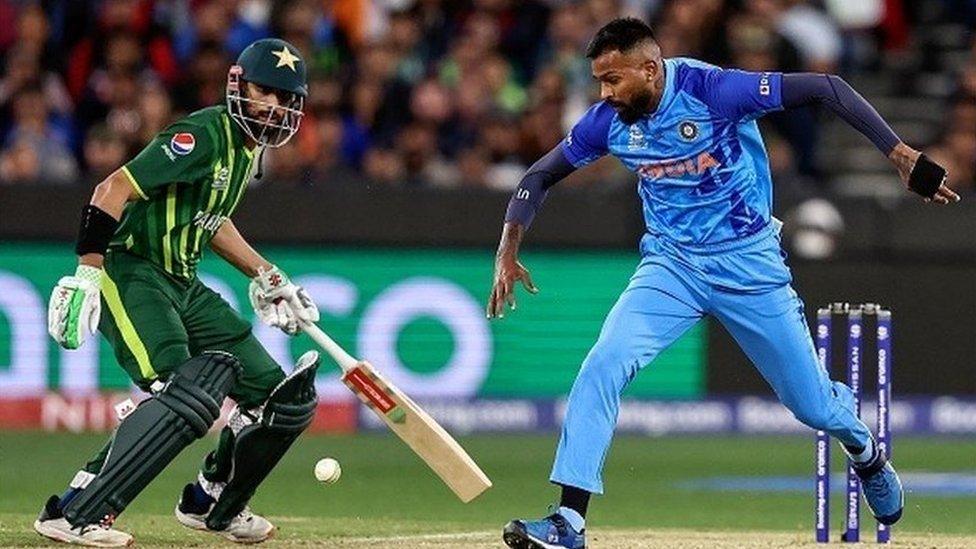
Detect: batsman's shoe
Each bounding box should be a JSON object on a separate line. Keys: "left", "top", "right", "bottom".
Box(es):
{"left": 33, "top": 495, "right": 133, "bottom": 547}
{"left": 503, "top": 512, "right": 586, "bottom": 549}
{"left": 855, "top": 449, "right": 904, "bottom": 525}
{"left": 176, "top": 483, "right": 275, "bottom": 544}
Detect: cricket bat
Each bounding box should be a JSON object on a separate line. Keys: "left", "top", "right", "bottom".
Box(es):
{"left": 302, "top": 322, "right": 492, "bottom": 503}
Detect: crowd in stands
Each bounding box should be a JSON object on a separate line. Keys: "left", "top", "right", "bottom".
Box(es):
{"left": 0, "top": 0, "right": 973, "bottom": 195}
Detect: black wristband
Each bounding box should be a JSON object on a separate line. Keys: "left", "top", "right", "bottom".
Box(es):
{"left": 907, "top": 154, "right": 946, "bottom": 199}
{"left": 75, "top": 205, "right": 119, "bottom": 256}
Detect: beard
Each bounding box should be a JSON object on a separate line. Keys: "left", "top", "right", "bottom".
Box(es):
{"left": 609, "top": 88, "right": 654, "bottom": 125}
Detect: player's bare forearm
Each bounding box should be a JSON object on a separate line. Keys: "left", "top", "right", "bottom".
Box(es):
{"left": 210, "top": 220, "right": 273, "bottom": 278}
{"left": 888, "top": 143, "right": 919, "bottom": 180}
{"left": 496, "top": 221, "right": 525, "bottom": 261}
{"left": 79, "top": 169, "right": 141, "bottom": 268}
{"left": 487, "top": 222, "right": 537, "bottom": 318}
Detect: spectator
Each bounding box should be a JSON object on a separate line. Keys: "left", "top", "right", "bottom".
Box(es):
{"left": 362, "top": 146, "right": 406, "bottom": 186}
{"left": 0, "top": 45, "right": 73, "bottom": 119}
{"left": 0, "top": 0, "right": 968, "bottom": 196}
{"left": 171, "top": 41, "right": 231, "bottom": 113}
{"left": 747, "top": 0, "right": 841, "bottom": 73}
{"left": 454, "top": 144, "right": 492, "bottom": 188}
{"left": 82, "top": 124, "right": 127, "bottom": 182}
{"left": 137, "top": 82, "right": 175, "bottom": 144}
{"left": 1, "top": 87, "right": 78, "bottom": 185}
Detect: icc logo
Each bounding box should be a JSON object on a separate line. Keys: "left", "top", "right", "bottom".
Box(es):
{"left": 850, "top": 325, "right": 861, "bottom": 338}
{"left": 628, "top": 126, "right": 645, "bottom": 150}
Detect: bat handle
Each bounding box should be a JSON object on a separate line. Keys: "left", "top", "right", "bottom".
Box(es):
{"left": 301, "top": 322, "right": 358, "bottom": 373}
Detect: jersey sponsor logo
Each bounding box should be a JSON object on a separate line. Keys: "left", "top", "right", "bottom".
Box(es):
{"left": 170, "top": 132, "right": 196, "bottom": 155}
{"left": 678, "top": 121, "right": 699, "bottom": 141}
{"left": 516, "top": 188, "right": 530, "bottom": 200}
{"left": 636, "top": 151, "right": 721, "bottom": 180}
{"left": 192, "top": 210, "right": 228, "bottom": 233}
{"left": 159, "top": 143, "right": 177, "bottom": 161}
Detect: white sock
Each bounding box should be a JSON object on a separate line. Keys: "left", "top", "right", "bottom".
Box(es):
{"left": 557, "top": 506, "right": 585, "bottom": 532}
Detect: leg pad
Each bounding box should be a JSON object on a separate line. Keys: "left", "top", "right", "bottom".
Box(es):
{"left": 63, "top": 352, "right": 240, "bottom": 527}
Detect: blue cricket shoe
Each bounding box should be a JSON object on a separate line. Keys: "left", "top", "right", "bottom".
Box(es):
{"left": 503, "top": 512, "right": 585, "bottom": 549}
{"left": 855, "top": 448, "right": 904, "bottom": 525}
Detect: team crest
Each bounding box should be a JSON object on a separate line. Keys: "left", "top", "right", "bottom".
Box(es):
{"left": 170, "top": 133, "right": 196, "bottom": 155}
{"left": 678, "top": 121, "right": 698, "bottom": 141}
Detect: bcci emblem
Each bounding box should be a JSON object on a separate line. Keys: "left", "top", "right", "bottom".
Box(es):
{"left": 628, "top": 126, "right": 645, "bottom": 150}
{"left": 678, "top": 121, "right": 698, "bottom": 141}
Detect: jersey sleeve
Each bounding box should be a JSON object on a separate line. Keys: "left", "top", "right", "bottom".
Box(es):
{"left": 701, "top": 69, "right": 783, "bottom": 122}
{"left": 121, "top": 121, "right": 217, "bottom": 199}
{"left": 560, "top": 101, "right": 614, "bottom": 168}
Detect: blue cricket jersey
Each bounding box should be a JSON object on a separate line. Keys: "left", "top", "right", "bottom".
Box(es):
{"left": 561, "top": 57, "right": 784, "bottom": 248}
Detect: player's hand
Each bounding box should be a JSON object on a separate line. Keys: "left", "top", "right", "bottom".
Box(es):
{"left": 48, "top": 264, "right": 102, "bottom": 349}
{"left": 487, "top": 253, "right": 537, "bottom": 319}
{"left": 891, "top": 144, "right": 960, "bottom": 205}
{"left": 249, "top": 265, "right": 319, "bottom": 335}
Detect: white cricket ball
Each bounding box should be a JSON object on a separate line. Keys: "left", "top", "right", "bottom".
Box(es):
{"left": 314, "top": 458, "right": 341, "bottom": 484}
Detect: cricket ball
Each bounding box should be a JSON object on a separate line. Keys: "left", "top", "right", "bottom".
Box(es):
{"left": 314, "top": 458, "right": 341, "bottom": 484}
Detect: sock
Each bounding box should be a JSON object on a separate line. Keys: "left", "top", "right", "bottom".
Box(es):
{"left": 558, "top": 506, "right": 585, "bottom": 533}
{"left": 558, "top": 484, "right": 590, "bottom": 531}
{"left": 192, "top": 482, "right": 215, "bottom": 506}
{"left": 845, "top": 439, "right": 875, "bottom": 465}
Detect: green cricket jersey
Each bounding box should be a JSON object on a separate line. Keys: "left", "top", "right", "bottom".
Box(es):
{"left": 113, "top": 106, "right": 256, "bottom": 281}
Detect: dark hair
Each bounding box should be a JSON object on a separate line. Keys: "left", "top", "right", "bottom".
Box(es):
{"left": 585, "top": 17, "right": 656, "bottom": 59}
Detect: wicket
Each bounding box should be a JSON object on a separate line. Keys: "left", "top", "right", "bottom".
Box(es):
{"left": 814, "top": 303, "right": 893, "bottom": 544}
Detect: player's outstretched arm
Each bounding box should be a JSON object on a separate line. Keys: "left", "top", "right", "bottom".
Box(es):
{"left": 487, "top": 146, "right": 576, "bottom": 319}
{"left": 780, "top": 73, "right": 960, "bottom": 204}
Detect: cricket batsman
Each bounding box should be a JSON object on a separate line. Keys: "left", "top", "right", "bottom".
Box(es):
{"left": 489, "top": 18, "right": 960, "bottom": 549}
{"left": 38, "top": 38, "right": 321, "bottom": 546}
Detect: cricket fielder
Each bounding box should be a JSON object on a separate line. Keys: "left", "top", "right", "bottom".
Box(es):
{"left": 39, "top": 38, "right": 321, "bottom": 546}
{"left": 489, "top": 19, "right": 960, "bottom": 549}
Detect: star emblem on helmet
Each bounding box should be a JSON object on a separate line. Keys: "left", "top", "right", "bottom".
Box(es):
{"left": 271, "top": 46, "right": 300, "bottom": 72}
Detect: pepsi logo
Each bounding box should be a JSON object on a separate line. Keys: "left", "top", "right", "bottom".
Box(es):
{"left": 170, "top": 132, "right": 196, "bottom": 155}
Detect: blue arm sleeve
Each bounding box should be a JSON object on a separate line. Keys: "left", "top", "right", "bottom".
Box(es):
{"left": 504, "top": 146, "right": 577, "bottom": 228}
{"left": 781, "top": 73, "right": 901, "bottom": 156}
{"left": 559, "top": 101, "right": 614, "bottom": 168}
{"left": 701, "top": 69, "right": 784, "bottom": 121}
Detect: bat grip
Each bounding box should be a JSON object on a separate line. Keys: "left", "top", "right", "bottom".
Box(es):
{"left": 301, "top": 322, "right": 358, "bottom": 373}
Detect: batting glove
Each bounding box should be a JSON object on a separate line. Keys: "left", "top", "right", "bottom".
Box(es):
{"left": 249, "top": 265, "right": 319, "bottom": 335}
{"left": 48, "top": 264, "right": 102, "bottom": 349}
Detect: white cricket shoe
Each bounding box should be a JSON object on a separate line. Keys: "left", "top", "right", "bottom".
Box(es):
{"left": 175, "top": 483, "right": 275, "bottom": 544}
{"left": 34, "top": 495, "right": 133, "bottom": 547}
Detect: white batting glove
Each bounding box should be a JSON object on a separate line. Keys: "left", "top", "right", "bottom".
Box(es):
{"left": 48, "top": 264, "right": 102, "bottom": 349}
{"left": 248, "top": 265, "right": 318, "bottom": 335}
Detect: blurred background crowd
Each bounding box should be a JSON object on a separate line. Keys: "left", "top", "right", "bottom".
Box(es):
{"left": 0, "top": 0, "right": 974, "bottom": 197}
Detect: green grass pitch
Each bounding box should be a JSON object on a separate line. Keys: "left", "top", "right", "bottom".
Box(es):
{"left": 1, "top": 432, "right": 973, "bottom": 547}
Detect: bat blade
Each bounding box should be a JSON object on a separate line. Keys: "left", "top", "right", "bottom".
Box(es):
{"left": 342, "top": 361, "right": 492, "bottom": 502}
